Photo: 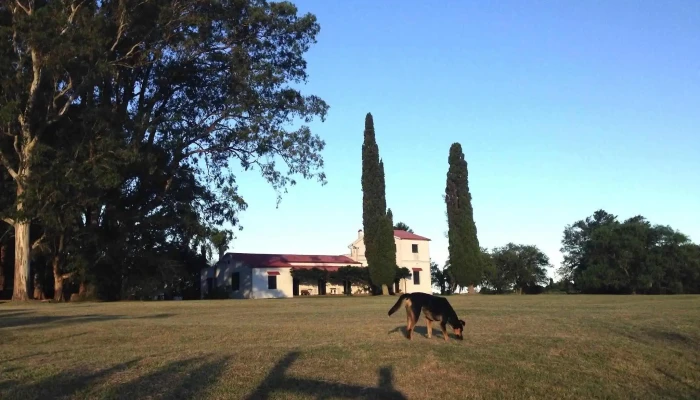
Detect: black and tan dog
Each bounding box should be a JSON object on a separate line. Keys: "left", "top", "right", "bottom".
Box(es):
{"left": 388, "top": 292, "right": 465, "bottom": 341}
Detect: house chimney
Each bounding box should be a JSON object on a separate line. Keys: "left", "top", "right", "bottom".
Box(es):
{"left": 358, "top": 229, "right": 363, "bottom": 239}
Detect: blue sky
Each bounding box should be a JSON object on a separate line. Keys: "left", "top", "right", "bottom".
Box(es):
{"left": 224, "top": 0, "right": 700, "bottom": 279}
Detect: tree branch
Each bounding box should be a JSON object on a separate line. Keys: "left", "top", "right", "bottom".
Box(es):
{"left": 19, "top": 47, "right": 42, "bottom": 156}
{"left": 32, "top": 232, "right": 47, "bottom": 251}
{"left": 112, "top": 42, "right": 143, "bottom": 66}
{"left": 13, "top": 135, "right": 20, "bottom": 159}
{"left": 53, "top": 74, "right": 73, "bottom": 106}
{"left": 111, "top": 4, "right": 128, "bottom": 51}
{"left": 14, "top": 1, "right": 31, "bottom": 15}
{"left": 0, "top": 147, "right": 18, "bottom": 179}
{"left": 60, "top": 0, "right": 86, "bottom": 35}
{"left": 2, "top": 218, "right": 14, "bottom": 226}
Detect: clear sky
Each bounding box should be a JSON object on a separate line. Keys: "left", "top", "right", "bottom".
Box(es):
{"left": 224, "top": 0, "right": 700, "bottom": 279}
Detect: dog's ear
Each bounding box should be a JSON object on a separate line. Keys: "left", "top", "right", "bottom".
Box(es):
{"left": 460, "top": 319, "right": 466, "bottom": 327}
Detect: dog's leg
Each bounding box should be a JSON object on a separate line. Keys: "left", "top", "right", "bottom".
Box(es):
{"left": 404, "top": 305, "right": 413, "bottom": 340}
{"left": 409, "top": 305, "right": 422, "bottom": 340}
{"left": 405, "top": 304, "right": 420, "bottom": 340}
{"left": 426, "top": 318, "right": 432, "bottom": 339}
{"left": 440, "top": 321, "right": 449, "bottom": 342}
{"left": 406, "top": 307, "right": 411, "bottom": 332}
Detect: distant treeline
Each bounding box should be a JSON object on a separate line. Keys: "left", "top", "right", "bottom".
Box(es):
{"left": 431, "top": 209, "right": 700, "bottom": 295}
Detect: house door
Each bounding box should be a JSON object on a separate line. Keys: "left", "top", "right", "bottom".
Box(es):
{"left": 293, "top": 279, "right": 300, "bottom": 296}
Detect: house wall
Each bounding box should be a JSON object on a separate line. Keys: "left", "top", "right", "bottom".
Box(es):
{"left": 395, "top": 239, "right": 432, "bottom": 294}
{"left": 200, "top": 268, "right": 214, "bottom": 298}
{"left": 348, "top": 231, "right": 368, "bottom": 266}
{"left": 218, "top": 260, "right": 253, "bottom": 299}
{"left": 201, "top": 230, "right": 434, "bottom": 300}
{"left": 200, "top": 256, "right": 253, "bottom": 299}
{"left": 348, "top": 232, "right": 433, "bottom": 294}
{"left": 296, "top": 282, "right": 370, "bottom": 296}
{"left": 201, "top": 255, "right": 370, "bottom": 299}
{"left": 395, "top": 239, "right": 429, "bottom": 265}
{"left": 287, "top": 260, "right": 367, "bottom": 296}
{"left": 251, "top": 267, "right": 293, "bottom": 299}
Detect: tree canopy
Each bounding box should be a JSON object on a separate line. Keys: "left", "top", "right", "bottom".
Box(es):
{"left": 0, "top": 0, "right": 329, "bottom": 301}
{"left": 481, "top": 243, "right": 551, "bottom": 294}
{"left": 360, "top": 113, "right": 395, "bottom": 294}
{"left": 394, "top": 222, "right": 413, "bottom": 233}
{"left": 445, "top": 142, "right": 481, "bottom": 292}
{"left": 560, "top": 210, "right": 700, "bottom": 294}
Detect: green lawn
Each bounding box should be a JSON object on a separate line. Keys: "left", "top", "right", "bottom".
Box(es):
{"left": 1, "top": 295, "right": 699, "bottom": 399}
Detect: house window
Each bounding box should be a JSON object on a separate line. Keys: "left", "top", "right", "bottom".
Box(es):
{"left": 268, "top": 275, "right": 277, "bottom": 290}
{"left": 231, "top": 272, "right": 240, "bottom": 291}
{"left": 413, "top": 270, "right": 420, "bottom": 285}
{"left": 412, "top": 244, "right": 418, "bottom": 253}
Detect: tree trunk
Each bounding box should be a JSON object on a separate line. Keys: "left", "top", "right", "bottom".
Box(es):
{"left": 54, "top": 271, "right": 65, "bottom": 302}
{"left": 12, "top": 220, "right": 31, "bottom": 301}
{"left": 468, "top": 284, "right": 475, "bottom": 294}
{"left": 381, "top": 284, "right": 389, "bottom": 295}
{"left": 33, "top": 273, "right": 45, "bottom": 300}
{"left": 52, "top": 234, "right": 66, "bottom": 302}
{"left": 0, "top": 241, "right": 5, "bottom": 292}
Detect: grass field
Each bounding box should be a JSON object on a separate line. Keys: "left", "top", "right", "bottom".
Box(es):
{"left": 1, "top": 295, "right": 699, "bottom": 399}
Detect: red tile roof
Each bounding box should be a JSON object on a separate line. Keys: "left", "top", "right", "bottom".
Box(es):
{"left": 290, "top": 265, "right": 343, "bottom": 272}
{"left": 225, "top": 253, "right": 361, "bottom": 268}
{"left": 393, "top": 230, "right": 431, "bottom": 241}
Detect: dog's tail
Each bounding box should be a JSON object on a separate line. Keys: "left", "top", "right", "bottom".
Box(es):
{"left": 387, "top": 293, "right": 409, "bottom": 316}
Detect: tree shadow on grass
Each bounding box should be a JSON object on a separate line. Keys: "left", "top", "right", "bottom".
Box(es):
{"left": 0, "top": 350, "right": 72, "bottom": 363}
{"left": 107, "top": 355, "right": 231, "bottom": 399}
{"left": 32, "top": 332, "right": 90, "bottom": 346}
{"left": 613, "top": 325, "right": 699, "bottom": 353}
{"left": 655, "top": 368, "right": 699, "bottom": 393}
{"left": 0, "top": 312, "right": 175, "bottom": 330}
{"left": 244, "top": 351, "right": 407, "bottom": 400}
{"left": 0, "top": 355, "right": 231, "bottom": 400}
{"left": 648, "top": 369, "right": 700, "bottom": 400}
{"left": 0, "top": 310, "right": 35, "bottom": 318}
{"left": 644, "top": 330, "right": 697, "bottom": 347}
{"left": 0, "top": 358, "right": 141, "bottom": 400}
{"left": 134, "top": 313, "right": 174, "bottom": 320}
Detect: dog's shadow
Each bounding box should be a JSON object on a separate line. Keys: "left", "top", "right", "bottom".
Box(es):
{"left": 388, "top": 325, "right": 454, "bottom": 339}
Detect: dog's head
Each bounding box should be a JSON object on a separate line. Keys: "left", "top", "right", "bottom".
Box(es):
{"left": 452, "top": 319, "right": 466, "bottom": 340}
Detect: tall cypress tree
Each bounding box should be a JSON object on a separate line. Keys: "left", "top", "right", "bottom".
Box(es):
{"left": 445, "top": 143, "right": 481, "bottom": 293}
{"left": 361, "top": 113, "right": 395, "bottom": 294}
{"left": 375, "top": 162, "right": 396, "bottom": 294}
{"left": 382, "top": 206, "right": 397, "bottom": 282}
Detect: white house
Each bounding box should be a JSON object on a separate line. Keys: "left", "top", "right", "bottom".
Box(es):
{"left": 200, "top": 229, "right": 433, "bottom": 299}
{"left": 346, "top": 229, "right": 433, "bottom": 294}
{"left": 200, "top": 253, "right": 363, "bottom": 299}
